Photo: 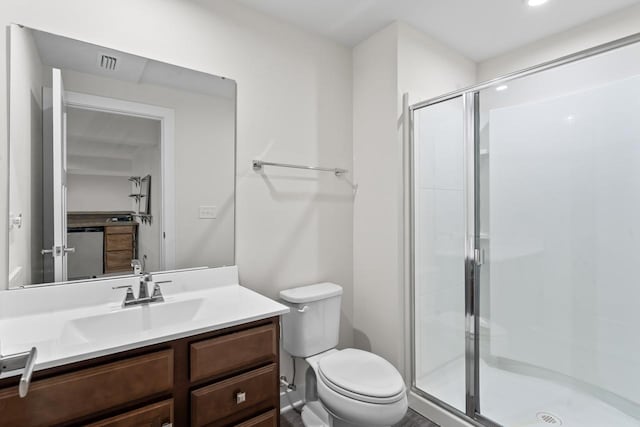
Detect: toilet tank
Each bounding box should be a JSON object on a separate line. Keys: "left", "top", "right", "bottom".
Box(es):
{"left": 279, "top": 283, "right": 343, "bottom": 357}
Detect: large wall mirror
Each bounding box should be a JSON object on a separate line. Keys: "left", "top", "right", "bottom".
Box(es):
{"left": 7, "top": 25, "right": 236, "bottom": 288}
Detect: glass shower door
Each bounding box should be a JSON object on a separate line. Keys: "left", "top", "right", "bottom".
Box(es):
{"left": 412, "top": 96, "right": 467, "bottom": 413}
{"left": 476, "top": 41, "right": 640, "bottom": 427}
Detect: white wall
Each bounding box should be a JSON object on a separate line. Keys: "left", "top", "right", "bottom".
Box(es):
{"left": 67, "top": 175, "right": 131, "bottom": 212}
{"left": 478, "top": 3, "right": 640, "bottom": 81}
{"left": 0, "top": 0, "right": 353, "bottom": 383}
{"left": 352, "top": 22, "right": 401, "bottom": 367}
{"left": 7, "top": 25, "right": 44, "bottom": 287}
{"left": 353, "top": 21, "right": 476, "bottom": 376}
{"left": 397, "top": 23, "right": 477, "bottom": 106}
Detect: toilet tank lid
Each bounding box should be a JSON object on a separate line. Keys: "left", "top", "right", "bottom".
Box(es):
{"left": 279, "top": 282, "right": 343, "bottom": 303}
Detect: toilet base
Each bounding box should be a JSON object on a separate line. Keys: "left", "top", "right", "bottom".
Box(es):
{"left": 301, "top": 401, "right": 330, "bottom": 426}
{"left": 300, "top": 400, "right": 393, "bottom": 427}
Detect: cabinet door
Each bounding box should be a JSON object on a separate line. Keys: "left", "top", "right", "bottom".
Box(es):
{"left": 191, "top": 364, "right": 278, "bottom": 427}
{"left": 106, "top": 233, "right": 133, "bottom": 251}
{"left": 87, "top": 399, "right": 173, "bottom": 427}
{"left": 190, "top": 324, "right": 277, "bottom": 382}
{"left": 234, "top": 409, "right": 277, "bottom": 427}
{"left": 105, "top": 250, "right": 134, "bottom": 272}
{"left": 106, "top": 225, "right": 136, "bottom": 234}
{"left": 0, "top": 350, "right": 173, "bottom": 427}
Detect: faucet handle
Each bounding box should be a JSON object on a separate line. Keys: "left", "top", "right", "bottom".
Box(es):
{"left": 113, "top": 285, "right": 136, "bottom": 304}
{"left": 151, "top": 280, "right": 172, "bottom": 300}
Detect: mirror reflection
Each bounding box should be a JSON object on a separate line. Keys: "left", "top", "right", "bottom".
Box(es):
{"left": 8, "top": 25, "right": 236, "bottom": 288}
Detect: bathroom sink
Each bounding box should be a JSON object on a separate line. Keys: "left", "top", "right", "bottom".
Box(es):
{"left": 62, "top": 298, "right": 204, "bottom": 343}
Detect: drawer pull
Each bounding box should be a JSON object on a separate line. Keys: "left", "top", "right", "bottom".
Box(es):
{"left": 19, "top": 347, "right": 38, "bottom": 398}
{"left": 236, "top": 391, "right": 246, "bottom": 404}
{"left": 0, "top": 347, "right": 38, "bottom": 398}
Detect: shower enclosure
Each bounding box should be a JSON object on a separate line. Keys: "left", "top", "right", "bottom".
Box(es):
{"left": 410, "top": 33, "right": 640, "bottom": 427}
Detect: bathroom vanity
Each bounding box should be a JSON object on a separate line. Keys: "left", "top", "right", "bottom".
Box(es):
{"left": 0, "top": 267, "right": 288, "bottom": 426}
{"left": 0, "top": 21, "right": 282, "bottom": 427}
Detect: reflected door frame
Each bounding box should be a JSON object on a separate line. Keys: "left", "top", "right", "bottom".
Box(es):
{"left": 65, "top": 91, "right": 176, "bottom": 270}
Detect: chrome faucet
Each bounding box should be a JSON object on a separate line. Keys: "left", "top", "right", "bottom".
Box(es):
{"left": 113, "top": 263, "right": 172, "bottom": 308}
{"left": 138, "top": 272, "right": 152, "bottom": 300}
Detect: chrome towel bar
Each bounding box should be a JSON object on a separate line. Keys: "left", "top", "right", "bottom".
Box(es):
{"left": 252, "top": 160, "right": 347, "bottom": 176}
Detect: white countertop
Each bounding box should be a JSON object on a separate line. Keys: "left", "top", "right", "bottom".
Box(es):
{"left": 0, "top": 266, "right": 289, "bottom": 378}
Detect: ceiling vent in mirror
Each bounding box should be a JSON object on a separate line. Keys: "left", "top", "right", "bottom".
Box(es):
{"left": 98, "top": 53, "right": 118, "bottom": 71}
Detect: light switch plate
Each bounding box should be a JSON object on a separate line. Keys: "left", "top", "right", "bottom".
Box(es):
{"left": 199, "top": 206, "right": 216, "bottom": 219}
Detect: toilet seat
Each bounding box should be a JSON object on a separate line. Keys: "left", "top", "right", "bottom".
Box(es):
{"left": 317, "top": 349, "right": 406, "bottom": 404}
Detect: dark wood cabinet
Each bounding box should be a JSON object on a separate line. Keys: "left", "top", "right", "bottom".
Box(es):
{"left": 104, "top": 225, "right": 137, "bottom": 273}
{"left": 86, "top": 399, "right": 174, "bottom": 427}
{"left": 190, "top": 323, "right": 277, "bottom": 382}
{"left": 234, "top": 410, "right": 278, "bottom": 427}
{"left": 0, "top": 317, "right": 280, "bottom": 427}
{"left": 191, "top": 364, "right": 278, "bottom": 427}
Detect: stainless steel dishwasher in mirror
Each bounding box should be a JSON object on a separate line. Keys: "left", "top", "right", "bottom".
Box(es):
{"left": 67, "top": 227, "right": 103, "bottom": 280}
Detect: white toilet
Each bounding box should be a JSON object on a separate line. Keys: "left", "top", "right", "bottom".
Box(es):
{"left": 279, "top": 283, "right": 408, "bottom": 427}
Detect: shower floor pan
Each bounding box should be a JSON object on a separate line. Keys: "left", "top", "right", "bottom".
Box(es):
{"left": 416, "top": 357, "right": 638, "bottom": 427}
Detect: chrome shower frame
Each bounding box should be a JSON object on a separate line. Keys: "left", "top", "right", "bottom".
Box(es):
{"left": 406, "top": 30, "right": 640, "bottom": 427}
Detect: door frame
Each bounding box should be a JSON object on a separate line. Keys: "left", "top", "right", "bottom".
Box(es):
{"left": 65, "top": 91, "right": 176, "bottom": 270}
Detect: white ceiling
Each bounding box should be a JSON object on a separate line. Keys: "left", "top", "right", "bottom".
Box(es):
{"left": 235, "top": 0, "right": 640, "bottom": 61}
{"left": 33, "top": 30, "right": 236, "bottom": 99}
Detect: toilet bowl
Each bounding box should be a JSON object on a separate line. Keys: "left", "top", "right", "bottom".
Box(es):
{"left": 280, "top": 283, "right": 408, "bottom": 427}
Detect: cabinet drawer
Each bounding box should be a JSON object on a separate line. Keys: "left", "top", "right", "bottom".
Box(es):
{"left": 106, "top": 250, "right": 134, "bottom": 271}
{"left": 87, "top": 399, "right": 174, "bottom": 427}
{"left": 106, "top": 233, "right": 133, "bottom": 251}
{"left": 191, "top": 364, "right": 278, "bottom": 427}
{"left": 106, "top": 225, "right": 135, "bottom": 234}
{"left": 0, "top": 350, "right": 173, "bottom": 427}
{"left": 190, "top": 324, "right": 277, "bottom": 382}
{"left": 234, "top": 409, "right": 277, "bottom": 427}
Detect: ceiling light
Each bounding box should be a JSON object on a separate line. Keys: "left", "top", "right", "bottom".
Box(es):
{"left": 495, "top": 85, "right": 508, "bottom": 92}
{"left": 526, "top": 0, "right": 549, "bottom": 6}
